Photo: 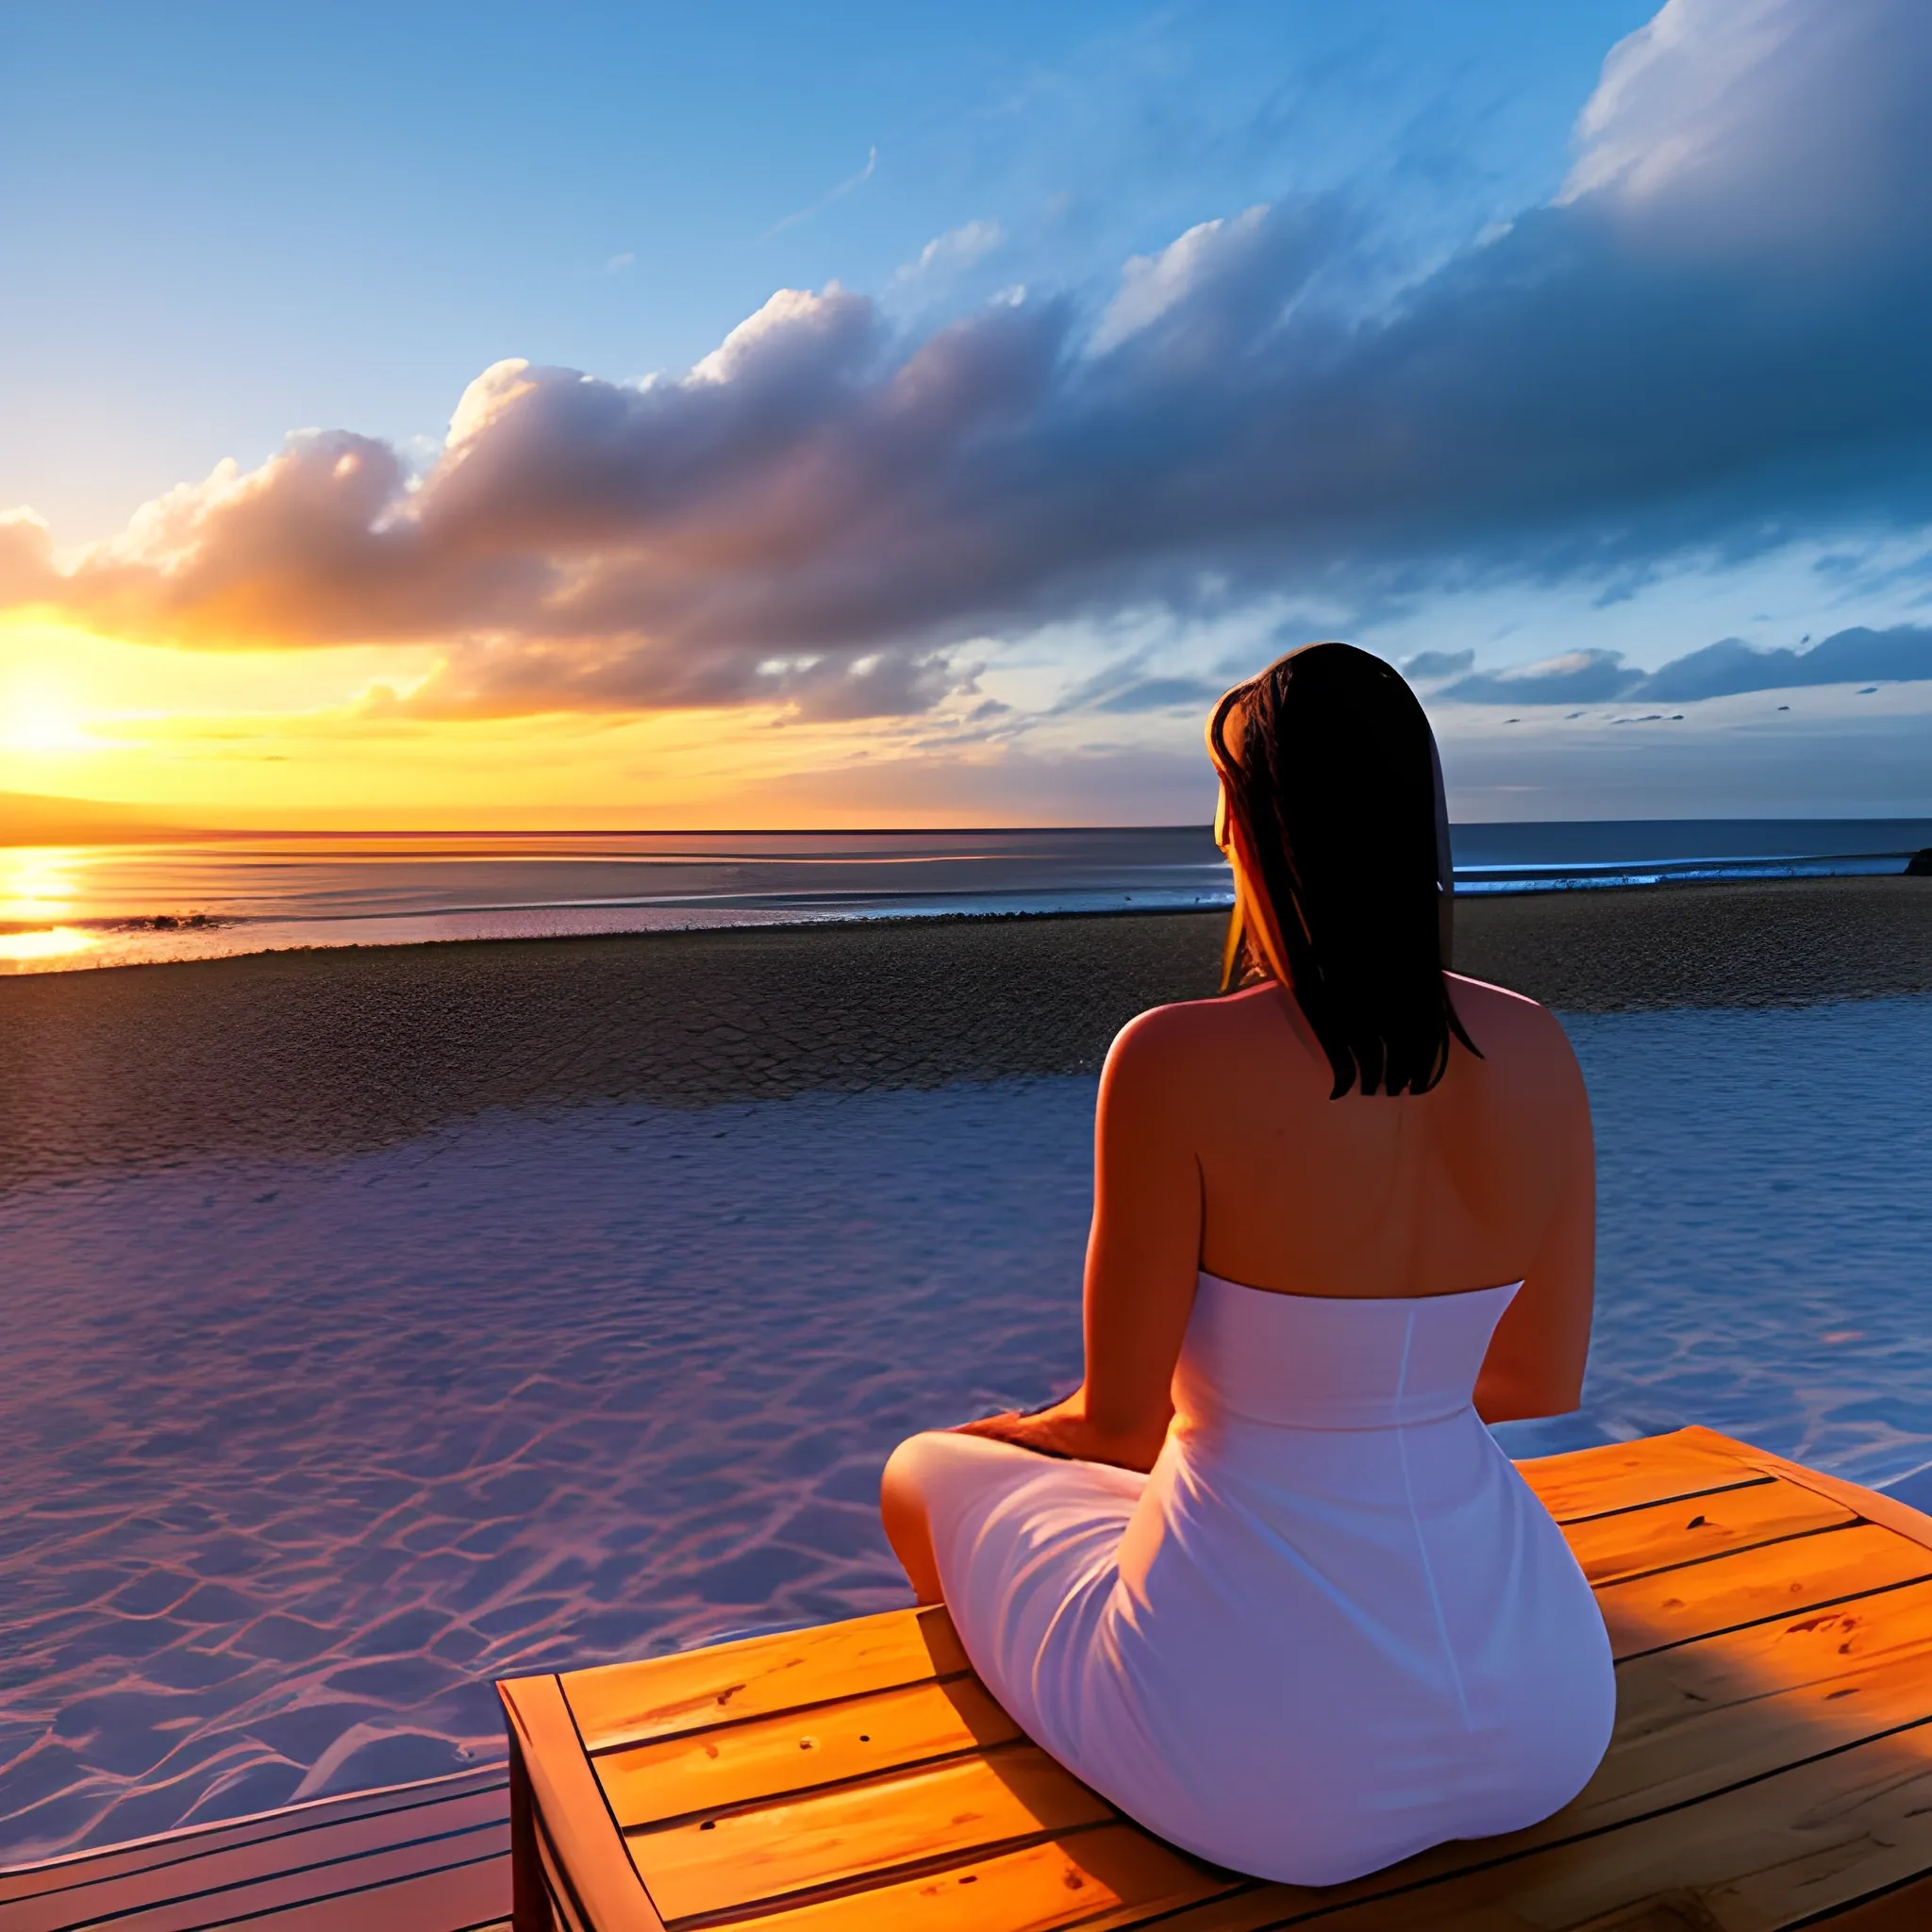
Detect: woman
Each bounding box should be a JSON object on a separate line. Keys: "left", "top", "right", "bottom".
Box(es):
{"left": 881, "top": 642, "right": 1614, "bottom": 1888}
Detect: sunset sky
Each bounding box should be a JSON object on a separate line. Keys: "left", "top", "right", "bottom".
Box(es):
{"left": 4, "top": 0, "right": 1931, "bottom": 828}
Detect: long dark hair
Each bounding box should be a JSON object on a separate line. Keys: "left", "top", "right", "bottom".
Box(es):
{"left": 1208, "top": 641, "right": 1476, "bottom": 1098}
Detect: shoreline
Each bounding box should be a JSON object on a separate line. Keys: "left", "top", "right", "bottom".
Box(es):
{"left": 2, "top": 876, "right": 1926, "bottom": 1191}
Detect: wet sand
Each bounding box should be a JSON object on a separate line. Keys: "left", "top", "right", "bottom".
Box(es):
{"left": 2, "top": 876, "right": 1927, "bottom": 1190}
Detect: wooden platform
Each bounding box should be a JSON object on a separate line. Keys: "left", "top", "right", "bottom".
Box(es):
{"left": 499, "top": 1426, "right": 1932, "bottom": 1931}
{"left": 0, "top": 1765, "right": 511, "bottom": 1932}
{"left": 12, "top": 1425, "right": 1932, "bottom": 1929}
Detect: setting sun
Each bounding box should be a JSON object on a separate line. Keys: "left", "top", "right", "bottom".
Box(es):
{"left": 0, "top": 683, "right": 96, "bottom": 757}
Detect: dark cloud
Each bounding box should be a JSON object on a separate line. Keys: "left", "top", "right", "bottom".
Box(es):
{"left": 1635, "top": 625, "right": 1932, "bottom": 700}
{"left": 1440, "top": 648, "right": 1638, "bottom": 706}
{"left": 1436, "top": 624, "right": 1932, "bottom": 707}
{"left": 6, "top": 0, "right": 1931, "bottom": 721}
{"left": 1399, "top": 648, "right": 1474, "bottom": 682}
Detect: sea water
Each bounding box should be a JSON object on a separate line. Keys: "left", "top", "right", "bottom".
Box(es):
{"left": 5, "top": 819, "right": 1930, "bottom": 972}
{"left": 1, "top": 996, "right": 1929, "bottom": 1859}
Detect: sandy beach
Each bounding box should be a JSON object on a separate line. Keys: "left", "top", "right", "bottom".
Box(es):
{"left": 4, "top": 875, "right": 1930, "bottom": 1857}
{"left": 2, "top": 875, "right": 1927, "bottom": 1191}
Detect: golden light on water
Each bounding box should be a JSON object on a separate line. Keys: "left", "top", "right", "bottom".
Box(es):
{"left": 1, "top": 847, "right": 83, "bottom": 924}
{"left": 0, "top": 926, "right": 101, "bottom": 962}
{"left": 0, "top": 846, "right": 104, "bottom": 962}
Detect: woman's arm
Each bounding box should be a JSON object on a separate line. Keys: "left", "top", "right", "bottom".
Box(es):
{"left": 954, "top": 1008, "right": 1205, "bottom": 1472}
{"left": 1473, "top": 1024, "right": 1595, "bottom": 1423}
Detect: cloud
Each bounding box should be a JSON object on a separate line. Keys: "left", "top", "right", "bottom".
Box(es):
{"left": 1399, "top": 648, "right": 1474, "bottom": 682}
{"left": 1440, "top": 649, "right": 1638, "bottom": 706}
{"left": 1636, "top": 625, "right": 1932, "bottom": 699}
{"left": 6, "top": 0, "right": 1932, "bottom": 724}
{"left": 1089, "top": 206, "right": 1279, "bottom": 355}
{"left": 1560, "top": 0, "right": 1918, "bottom": 254}
{"left": 1436, "top": 624, "right": 1932, "bottom": 707}
{"left": 893, "top": 221, "right": 1004, "bottom": 286}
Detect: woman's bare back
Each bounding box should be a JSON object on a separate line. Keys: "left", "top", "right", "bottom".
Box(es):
{"left": 1111, "top": 974, "right": 1595, "bottom": 1428}
{"left": 1174, "top": 975, "right": 1589, "bottom": 1298}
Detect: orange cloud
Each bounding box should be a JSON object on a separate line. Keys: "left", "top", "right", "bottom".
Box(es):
{"left": 5, "top": 0, "right": 1932, "bottom": 738}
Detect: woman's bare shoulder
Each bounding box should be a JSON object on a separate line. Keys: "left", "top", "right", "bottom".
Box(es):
{"left": 1108, "top": 984, "right": 1302, "bottom": 1080}
{"left": 1447, "top": 971, "right": 1563, "bottom": 1032}
{"left": 1447, "top": 973, "right": 1585, "bottom": 1089}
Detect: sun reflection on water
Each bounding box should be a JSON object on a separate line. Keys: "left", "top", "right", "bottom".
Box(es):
{"left": 0, "top": 927, "right": 102, "bottom": 962}
{"left": 1, "top": 846, "right": 85, "bottom": 924}
{"left": 0, "top": 848, "right": 104, "bottom": 962}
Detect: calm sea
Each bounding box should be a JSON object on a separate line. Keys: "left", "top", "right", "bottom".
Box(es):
{"left": 4, "top": 817, "right": 1930, "bottom": 973}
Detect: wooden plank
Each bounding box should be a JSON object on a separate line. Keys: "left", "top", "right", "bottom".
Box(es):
{"left": 176, "top": 1857, "right": 513, "bottom": 1931}
{"left": 2, "top": 1783, "right": 509, "bottom": 1932}
{"left": 740, "top": 1825, "right": 1237, "bottom": 1932}
{"left": 1561, "top": 1476, "right": 1855, "bottom": 1588}
{"left": 1036, "top": 1569, "right": 1932, "bottom": 1925}
{"left": 563, "top": 1607, "right": 969, "bottom": 1755}
{"left": 625, "top": 1743, "right": 1114, "bottom": 1924}
{"left": 1696, "top": 1427, "right": 1932, "bottom": 1559}
{"left": 1612, "top": 1574, "right": 1932, "bottom": 1730}
{"left": 595, "top": 1676, "right": 1022, "bottom": 1830}
{"left": 1515, "top": 1431, "right": 1766, "bottom": 1524}
{"left": 1597, "top": 1522, "right": 1932, "bottom": 1659}
{"left": 1153, "top": 1724, "right": 1932, "bottom": 1928}
{"left": 1819, "top": 1872, "right": 1932, "bottom": 1929}
{"left": 1565, "top": 1578, "right": 1932, "bottom": 1836}
{"left": 0, "top": 1769, "right": 509, "bottom": 1906}
{"left": 37, "top": 1826, "right": 508, "bottom": 1932}
{"left": 534, "top": 1808, "right": 591, "bottom": 1932}
{"left": 499, "top": 1675, "right": 663, "bottom": 1932}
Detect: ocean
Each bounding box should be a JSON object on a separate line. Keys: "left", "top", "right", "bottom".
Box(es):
{"left": 5, "top": 817, "right": 1931, "bottom": 972}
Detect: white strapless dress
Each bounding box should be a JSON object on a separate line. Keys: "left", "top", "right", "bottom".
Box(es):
{"left": 895, "top": 1274, "right": 1615, "bottom": 1886}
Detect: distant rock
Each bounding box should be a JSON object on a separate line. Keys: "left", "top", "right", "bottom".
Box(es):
{"left": 1907, "top": 849, "right": 1932, "bottom": 876}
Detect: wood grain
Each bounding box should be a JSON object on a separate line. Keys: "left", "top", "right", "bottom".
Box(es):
{"left": 1612, "top": 1574, "right": 1932, "bottom": 1730}
{"left": 625, "top": 1743, "right": 1113, "bottom": 1924}
{"left": 499, "top": 1675, "right": 664, "bottom": 1931}
{"left": 0, "top": 1773, "right": 511, "bottom": 1932}
{"left": 1699, "top": 1427, "right": 1932, "bottom": 1560}
{"left": 1538, "top": 1572, "right": 1932, "bottom": 1848}
{"left": 740, "top": 1825, "right": 1233, "bottom": 1932}
{"left": 1516, "top": 1433, "right": 1773, "bottom": 1524}
{"left": 1056, "top": 1562, "right": 1932, "bottom": 1918}
{"left": 1272, "top": 1723, "right": 1932, "bottom": 1928}
{"left": 595, "top": 1676, "right": 1021, "bottom": 1830}
{"left": 0, "top": 1767, "right": 509, "bottom": 1905}
{"left": 508, "top": 1428, "right": 1932, "bottom": 1932}
{"left": 1597, "top": 1521, "right": 1932, "bottom": 1658}
{"left": 1560, "top": 1476, "right": 1856, "bottom": 1587}
{"left": 565, "top": 1607, "right": 968, "bottom": 1754}
{"left": 36, "top": 1829, "right": 510, "bottom": 1932}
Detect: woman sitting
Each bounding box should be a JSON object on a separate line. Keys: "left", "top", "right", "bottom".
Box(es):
{"left": 881, "top": 642, "right": 1614, "bottom": 1888}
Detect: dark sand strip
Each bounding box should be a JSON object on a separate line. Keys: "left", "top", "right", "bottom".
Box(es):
{"left": 1, "top": 877, "right": 1925, "bottom": 1189}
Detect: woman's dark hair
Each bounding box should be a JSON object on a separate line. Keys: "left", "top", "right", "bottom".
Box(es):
{"left": 1208, "top": 641, "right": 1476, "bottom": 1098}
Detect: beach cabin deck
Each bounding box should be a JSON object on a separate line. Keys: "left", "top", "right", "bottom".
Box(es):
{"left": 12, "top": 1424, "right": 1932, "bottom": 1929}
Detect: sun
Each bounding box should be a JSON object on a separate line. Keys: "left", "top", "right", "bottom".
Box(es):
{"left": 0, "top": 687, "right": 98, "bottom": 756}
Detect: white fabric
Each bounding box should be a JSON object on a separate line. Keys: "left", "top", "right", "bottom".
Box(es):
{"left": 902, "top": 1272, "right": 1615, "bottom": 1886}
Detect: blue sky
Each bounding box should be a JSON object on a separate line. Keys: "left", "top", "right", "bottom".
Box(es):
{"left": 4, "top": 0, "right": 1931, "bottom": 824}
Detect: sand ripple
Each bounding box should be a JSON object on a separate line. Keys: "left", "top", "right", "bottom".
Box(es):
{"left": 4, "top": 998, "right": 1930, "bottom": 1861}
